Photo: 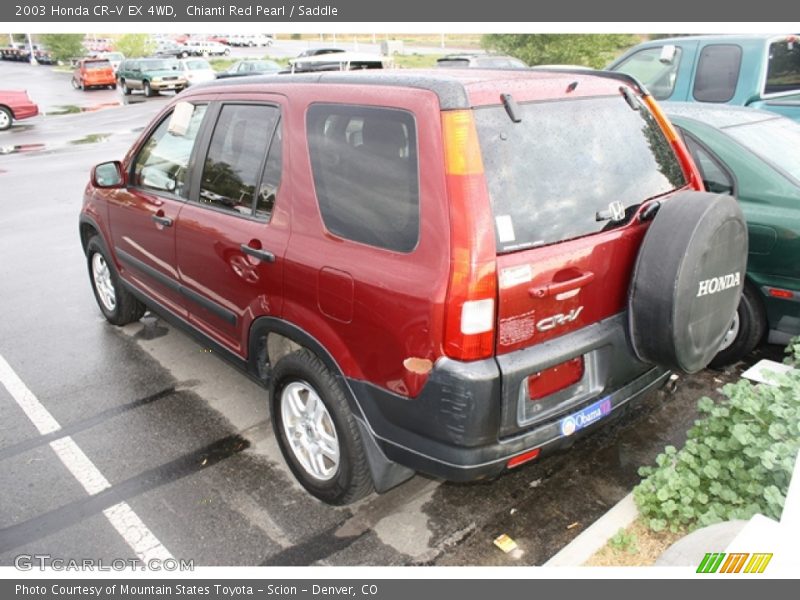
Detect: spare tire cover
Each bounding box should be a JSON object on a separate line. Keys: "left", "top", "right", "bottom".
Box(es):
{"left": 629, "top": 191, "right": 748, "bottom": 374}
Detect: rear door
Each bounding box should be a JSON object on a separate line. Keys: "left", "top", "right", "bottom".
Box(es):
{"left": 175, "top": 97, "right": 288, "bottom": 355}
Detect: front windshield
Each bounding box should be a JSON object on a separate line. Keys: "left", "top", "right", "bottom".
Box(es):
{"left": 185, "top": 60, "right": 210, "bottom": 70}
{"left": 725, "top": 117, "right": 800, "bottom": 184}
{"left": 144, "top": 60, "right": 177, "bottom": 71}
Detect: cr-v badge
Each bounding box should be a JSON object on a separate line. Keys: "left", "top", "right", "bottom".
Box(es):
{"left": 536, "top": 306, "right": 584, "bottom": 332}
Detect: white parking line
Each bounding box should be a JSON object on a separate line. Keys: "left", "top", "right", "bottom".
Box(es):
{"left": 0, "top": 353, "right": 173, "bottom": 562}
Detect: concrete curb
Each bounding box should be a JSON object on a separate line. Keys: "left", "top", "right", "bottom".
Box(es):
{"left": 544, "top": 492, "right": 638, "bottom": 566}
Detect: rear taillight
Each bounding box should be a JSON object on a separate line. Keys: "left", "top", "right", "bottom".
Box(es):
{"left": 527, "top": 357, "right": 585, "bottom": 401}
{"left": 768, "top": 287, "right": 795, "bottom": 300}
{"left": 507, "top": 448, "right": 541, "bottom": 469}
{"left": 642, "top": 94, "right": 703, "bottom": 191}
{"left": 441, "top": 110, "right": 497, "bottom": 361}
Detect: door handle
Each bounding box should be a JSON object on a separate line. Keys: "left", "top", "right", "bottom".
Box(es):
{"left": 529, "top": 270, "right": 595, "bottom": 298}
{"left": 151, "top": 214, "right": 173, "bottom": 227}
{"left": 240, "top": 244, "right": 275, "bottom": 263}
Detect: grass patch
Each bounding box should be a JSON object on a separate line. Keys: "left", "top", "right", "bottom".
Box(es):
{"left": 585, "top": 519, "right": 685, "bottom": 566}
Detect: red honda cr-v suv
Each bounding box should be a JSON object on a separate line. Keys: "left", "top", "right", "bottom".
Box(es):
{"left": 80, "top": 69, "right": 747, "bottom": 504}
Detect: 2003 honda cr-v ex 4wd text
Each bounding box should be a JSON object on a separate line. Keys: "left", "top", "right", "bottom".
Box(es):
{"left": 79, "top": 69, "right": 748, "bottom": 504}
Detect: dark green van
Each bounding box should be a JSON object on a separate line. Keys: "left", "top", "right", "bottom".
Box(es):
{"left": 117, "top": 58, "right": 188, "bottom": 97}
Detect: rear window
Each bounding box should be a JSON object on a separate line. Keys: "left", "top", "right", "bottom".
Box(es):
{"left": 307, "top": 104, "right": 419, "bottom": 253}
{"left": 437, "top": 58, "right": 471, "bottom": 68}
{"left": 474, "top": 94, "right": 686, "bottom": 252}
{"left": 765, "top": 39, "right": 800, "bottom": 94}
{"left": 692, "top": 44, "right": 742, "bottom": 103}
{"left": 85, "top": 60, "right": 111, "bottom": 70}
{"left": 611, "top": 46, "right": 683, "bottom": 100}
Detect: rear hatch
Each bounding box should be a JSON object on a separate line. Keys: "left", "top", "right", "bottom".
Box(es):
{"left": 83, "top": 60, "right": 114, "bottom": 83}
{"left": 473, "top": 91, "right": 688, "bottom": 424}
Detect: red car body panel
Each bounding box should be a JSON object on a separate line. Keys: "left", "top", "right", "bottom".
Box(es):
{"left": 0, "top": 90, "right": 39, "bottom": 120}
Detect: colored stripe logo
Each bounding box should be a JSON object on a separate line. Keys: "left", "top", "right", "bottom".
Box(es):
{"left": 697, "top": 552, "right": 773, "bottom": 573}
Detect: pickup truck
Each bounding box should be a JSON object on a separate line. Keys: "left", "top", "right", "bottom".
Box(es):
{"left": 607, "top": 34, "right": 800, "bottom": 122}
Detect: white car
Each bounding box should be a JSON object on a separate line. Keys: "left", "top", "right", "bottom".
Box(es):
{"left": 230, "top": 34, "right": 274, "bottom": 47}
{"left": 93, "top": 51, "right": 125, "bottom": 73}
{"left": 177, "top": 58, "right": 216, "bottom": 86}
{"left": 183, "top": 40, "right": 230, "bottom": 57}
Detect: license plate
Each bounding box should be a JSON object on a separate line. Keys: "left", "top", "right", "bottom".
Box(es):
{"left": 559, "top": 396, "right": 612, "bottom": 437}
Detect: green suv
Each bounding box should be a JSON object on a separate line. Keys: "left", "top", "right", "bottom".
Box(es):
{"left": 117, "top": 58, "right": 188, "bottom": 97}
{"left": 666, "top": 103, "right": 800, "bottom": 366}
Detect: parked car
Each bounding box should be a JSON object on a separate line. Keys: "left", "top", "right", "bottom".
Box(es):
{"left": 72, "top": 58, "right": 117, "bottom": 91}
{"left": 216, "top": 59, "right": 282, "bottom": 79}
{"left": 287, "top": 52, "right": 387, "bottom": 73}
{"left": 154, "top": 42, "right": 190, "bottom": 59}
{"left": 92, "top": 51, "right": 125, "bottom": 73}
{"left": 117, "top": 58, "right": 187, "bottom": 97}
{"left": 295, "top": 47, "right": 345, "bottom": 58}
{"left": 0, "top": 90, "right": 39, "bottom": 131}
{"left": 83, "top": 37, "right": 113, "bottom": 53}
{"left": 182, "top": 40, "right": 230, "bottom": 57}
{"left": 79, "top": 70, "right": 746, "bottom": 504}
{"left": 230, "top": 34, "right": 274, "bottom": 47}
{"left": 665, "top": 103, "right": 800, "bottom": 365}
{"left": 608, "top": 34, "right": 800, "bottom": 122}
{"left": 1, "top": 43, "right": 31, "bottom": 62}
{"left": 176, "top": 58, "right": 216, "bottom": 86}
{"left": 436, "top": 53, "right": 528, "bottom": 69}
{"left": 32, "top": 45, "right": 54, "bottom": 65}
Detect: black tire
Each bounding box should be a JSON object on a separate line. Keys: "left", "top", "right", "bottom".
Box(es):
{"left": 86, "top": 236, "right": 146, "bottom": 326}
{"left": 120, "top": 79, "right": 131, "bottom": 95}
{"left": 143, "top": 81, "right": 155, "bottom": 97}
{"left": 709, "top": 284, "right": 767, "bottom": 368}
{"left": 270, "top": 349, "right": 374, "bottom": 505}
{"left": 0, "top": 106, "right": 12, "bottom": 131}
{"left": 71, "top": 77, "right": 80, "bottom": 90}
{"left": 628, "top": 191, "right": 748, "bottom": 373}
{"left": 110, "top": 83, "right": 117, "bottom": 90}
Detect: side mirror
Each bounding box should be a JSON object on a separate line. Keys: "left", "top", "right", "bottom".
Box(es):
{"left": 92, "top": 161, "right": 125, "bottom": 188}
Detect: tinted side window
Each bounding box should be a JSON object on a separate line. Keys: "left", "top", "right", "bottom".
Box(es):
{"left": 693, "top": 44, "right": 742, "bottom": 102}
{"left": 307, "top": 104, "right": 419, "bottom": 253}
{"left": 765, "top": 39, "right": 800, "bottom": 94}
{"left": 682, "top": 134, "right": 734, "bottom": 195}
{"left": 613, "top": 46, "right": 682, "bottom": 100}
{"left": 132, "top": 103, "right": 207, "bottom": 197}
{"left": 199, "top": 104, "right": 280, "bottom": 218}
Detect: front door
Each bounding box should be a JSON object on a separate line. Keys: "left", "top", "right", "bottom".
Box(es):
{"left": 108, "top": 102, "right": 208, "bottom": 318}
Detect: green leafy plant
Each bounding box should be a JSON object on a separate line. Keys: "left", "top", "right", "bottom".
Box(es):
{"left": 609, "top": 528, "right": 639, "bottom": 554}
{"left": 481, "top": 34, "right": 637, "bottom": 69}
{"left": 634, "top": 341, "right": 799, "bottom": 532}
{"left": 39, "top": 34, "right": 85, "bottom": 63}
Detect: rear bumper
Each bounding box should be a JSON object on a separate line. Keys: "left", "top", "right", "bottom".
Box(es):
{"left": 350, "top": 312, "right": 668, "bottom": 481}
{"left": 12, "top": 102, "right": 38, "bottom": 120}
{"left": 150, "top": 80, "right": 186, "bottom": 90}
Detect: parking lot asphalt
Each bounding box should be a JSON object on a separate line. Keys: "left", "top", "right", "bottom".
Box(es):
{"left": 0, "top": 59, "right": 784, "bottom": 568}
